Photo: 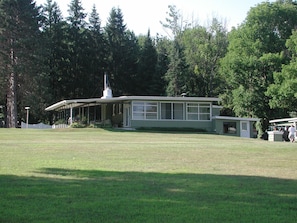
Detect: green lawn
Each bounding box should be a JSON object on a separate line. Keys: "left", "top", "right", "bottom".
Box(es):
{"left": 0, "top": 128, "right": 296, "bottom": 222}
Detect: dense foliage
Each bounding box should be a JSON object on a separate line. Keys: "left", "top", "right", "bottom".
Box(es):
{"left": 0, "top": 0, "right": 297, "bottom": 128}
{"left": 220, "top": 0, "right": 297, "bottom": 128}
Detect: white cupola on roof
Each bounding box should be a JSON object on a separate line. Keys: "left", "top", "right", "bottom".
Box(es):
{"left": 101, "top": 73, "right": 113, "bottom": 99}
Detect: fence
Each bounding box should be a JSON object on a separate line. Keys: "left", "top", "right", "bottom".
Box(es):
{"left": 21, "top": 122, "right": 69, "bottom": 129}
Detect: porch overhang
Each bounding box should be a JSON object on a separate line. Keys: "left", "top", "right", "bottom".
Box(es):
{"left": 45, "top": 97, "right": 126, "bottom": 111}
{"left": 45, "top": 96, "right": 221, "bottom": 112}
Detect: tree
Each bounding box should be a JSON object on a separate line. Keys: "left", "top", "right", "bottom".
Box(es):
{"left": 66, "top": 0, "right": 89, "bottom": 98}
{"left": 41, "top": 0, "right": 63, "bottom": 29}
{"left": 41, "top": 0, "right": 69, "bottom": 103}
{"left": 67, "top": 0, "right": 86, "bottom": 29}
{"left": 266, "top": 30, "right": 297, "bottom": 113}
{"left": 105, "top": 7, "right": 138, "bottom": 95}
{"left": 154, "top": 36, "right": 170, "bottom": 96}
{"left": 182, "top": 19, "right": 228, "bottom": 97}
{"left": 86, "top": 5, "right": 107, "bottom": 97}
{"left": 0, "top": 0, "right": 42, "bottom": 127}
{"left": 136, "top": 30, "right": 159, "bottom": 95}
{"left": 219, "top": 1, "right": 297, "bottom": 124}
{"left": 160, "top": 5, "right": 190, "bottom": 39}
{"left": 164, "top": 39, "right": 188, "bottom": 96}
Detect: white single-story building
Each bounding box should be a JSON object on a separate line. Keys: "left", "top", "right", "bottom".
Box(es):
{"left": 45, "top": 94, "right": 258, "bottom": 138}
{"left": 45, "top": 75, "right": 259, "bottom": 138}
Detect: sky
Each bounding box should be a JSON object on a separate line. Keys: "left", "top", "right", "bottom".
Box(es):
{"left": 35, "top": 0, "right": 273, "bottom": 36}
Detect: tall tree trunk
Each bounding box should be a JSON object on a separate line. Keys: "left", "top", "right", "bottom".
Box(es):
{"left": 6, "top": 46, "right": 17, "bottom": 128}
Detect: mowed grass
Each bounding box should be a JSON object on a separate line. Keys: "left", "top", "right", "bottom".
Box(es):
{"left": 0, "top": 128, "right": 296, "bottom": 223}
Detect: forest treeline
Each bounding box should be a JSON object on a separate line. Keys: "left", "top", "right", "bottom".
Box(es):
{"left": 0, "top": 0, "right": 297, "bottom": 130}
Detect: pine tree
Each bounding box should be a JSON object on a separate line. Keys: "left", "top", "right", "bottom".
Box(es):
{"left": 41, "top": 0, "right": 68, "bottom": 102}
{"left": 165, "top": 39, "right": 188, "bottom": 96}
{"left": 86, "top": 5, "right": 107, "bottom": 97}
{"left": 136, "top": 31, "right": 158, "bottom": 95}
{"left": 155, "top": 36, "right": 170, "bottom": 96}
{"left": 0, "top": 0, "right": 41, "bottom": 127}
{"left": 105, "top": 7, "right": 138, "bottom": 95}
{"left": 66, "top": 0, "right": 88, "bottom": 98}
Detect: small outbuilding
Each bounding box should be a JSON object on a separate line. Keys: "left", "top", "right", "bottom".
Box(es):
{"left": 213, "top": 116, "right": 259, "bottom": 138}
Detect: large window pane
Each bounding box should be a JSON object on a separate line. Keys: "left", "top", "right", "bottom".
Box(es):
{"left": 199, "top": 107, "right": 210, "bottom": 113}
{"left": 133, "top": 113, "right": 145, "bottom": 120}
{"left": 132, "top": 102, "right": 157, "bottom": 120}
{"left": 173, "top": 103, "right": 183, "bottom": 120}
{"left": 146, "top": 104, "right": 157, "bottom": 113}
{"left": 161, "top": 103, "right": 184, "bottom": 120}
{"left": 161, "top": 103, "right": 171, "bottom": 119}
{"left": 146, "top": 113, "right": 157, "bottom": 119}
{"left": 187, "top": 106, "right": 198, "bottom": 113}
{"left": 133, "top": 103, "right": 144, "bottom": 112}
{"left": 187, "top": 103, "right": 211, "bottom": 120}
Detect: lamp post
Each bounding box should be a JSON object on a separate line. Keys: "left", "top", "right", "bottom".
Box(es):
{"left": 25, "top": 107, "right": 30, "bottom": 129}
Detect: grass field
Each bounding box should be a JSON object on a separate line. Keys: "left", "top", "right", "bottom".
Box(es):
{"left": 0, "top": 128, "right": 296, "bottom": 222}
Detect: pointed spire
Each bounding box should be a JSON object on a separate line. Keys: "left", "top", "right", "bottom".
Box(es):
{"left": 101, "top": 73, "right": 113, "bottom": 99}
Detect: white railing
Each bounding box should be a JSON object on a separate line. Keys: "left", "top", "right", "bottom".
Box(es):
{"left": 21, "top": 122, "right": 69, "bottom": 129}
{"left": 52, "top": 124, "right": 69, "bottom": 129}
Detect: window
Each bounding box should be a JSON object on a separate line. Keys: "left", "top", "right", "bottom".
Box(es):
{"left": 241, "top": 122, "right": 248, "bottom": 131}
{"left": 223, "top": 122, "right": 237, "bottom": 134}
{"left": 132, "top": 102, "right": 158, "bottom": 120}
{"left": 161, "top": 103, "right": 184, "bottom": 120}
{"left": 187, "top": 103, "right": 211, "bottom": 120}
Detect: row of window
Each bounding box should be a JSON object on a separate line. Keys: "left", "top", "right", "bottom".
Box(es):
{"left": 132, "top": 102, "right": 211, "bottom": 121}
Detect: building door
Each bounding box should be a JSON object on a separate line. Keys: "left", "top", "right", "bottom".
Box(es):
{"left": 240, "top": 121, "right": 250, "bottom": 138}
{"left": 123, "top": 104, "right": 131, "bottom": 127}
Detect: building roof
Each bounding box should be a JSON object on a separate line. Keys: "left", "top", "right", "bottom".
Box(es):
{"left": 269, "top": 117, "right": 297, "bottom": 124}
{"left": 45, "top": 96, "right": 221, "bottom": 111}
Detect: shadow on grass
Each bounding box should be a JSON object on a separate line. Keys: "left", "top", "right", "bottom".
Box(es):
{"left": 1, "top": 169, "right": 297, "bottom": 223}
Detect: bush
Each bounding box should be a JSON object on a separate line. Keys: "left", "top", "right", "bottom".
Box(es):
{"left": 70, "top": 122, "right": 86, "bottom": 128}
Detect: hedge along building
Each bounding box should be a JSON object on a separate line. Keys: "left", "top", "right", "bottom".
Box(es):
{"left": 45, "top": 75, "right": 259, "bottom": 138}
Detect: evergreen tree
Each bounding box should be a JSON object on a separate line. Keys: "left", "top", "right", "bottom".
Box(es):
{"left": 41, "top": 0, "right": 63, "bottom": 29}
{"left": 41, "top": 0, "right": 69, "bottom": 102}
{"left": 86, "top": 5, "right": 107, "bottom": 97}
{"left": 154, "top": 36, "right": 170, "bottom": 96}
{"left": 0, "top": 0, "right": 42, "bottom": 127}
{"left": 66, "top": 0, "right": 88, "bottom": 98}
{"left": 136, "top": 31, "right": 158, "bottom": 95}
{"left": 67, "top": 0, "right": 86, "bottom": 28}
{"left": 165, "top": 39, "right": 188, "bottom": 96}
{"left": 105, "top": 7, "right": 138, "bottom": 95}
